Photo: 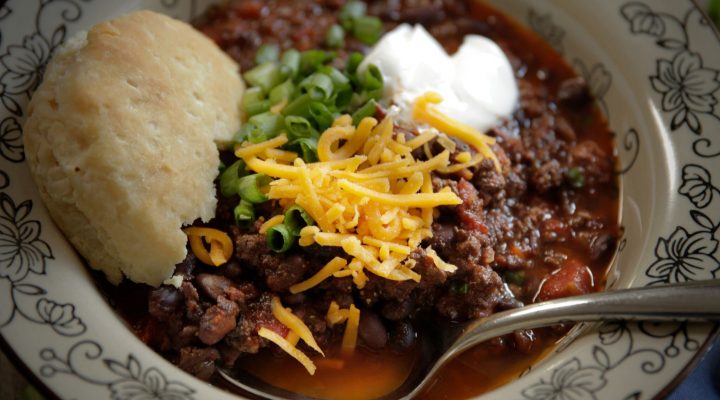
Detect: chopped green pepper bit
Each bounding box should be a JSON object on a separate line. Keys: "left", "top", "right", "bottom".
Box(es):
{"left": 450, "top": 281, "right": 470, "bottom": 295}
{"left": 504, "top": 270, "right": 526, "bottom": 285}
{"left": 565, "top": 167, "right": 585, "bottom": 188}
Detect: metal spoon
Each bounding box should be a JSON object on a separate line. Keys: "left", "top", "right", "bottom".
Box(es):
{"left": 218, "top": 279, "right": 720, "bottom": 400}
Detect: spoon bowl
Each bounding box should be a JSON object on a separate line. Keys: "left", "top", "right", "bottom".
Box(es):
{"left": 219, "top": 279, "right": 720, "bottom": 400}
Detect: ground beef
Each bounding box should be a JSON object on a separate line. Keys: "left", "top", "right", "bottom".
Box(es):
{"left": 233, "top": 232, "right": 309, "bottom": 291}
{"left": 180, "top": 282, "right": 203, "bottom": 323}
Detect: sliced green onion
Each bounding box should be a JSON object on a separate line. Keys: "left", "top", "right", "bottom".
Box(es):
{"left": 350, "top": 89, "right": 383, "bottom": 109}
{"left": 300, "top": 50, "right": 335, "bottom": 75}
{"left": 345, "top": 52, "right": 365, "bottom": 76}
{"left": 339, "top": 1, "right": 367, "bottom": 30}
{"left": 352, "top": 99, "right": 377, "bottom": 125}
{"left": 248, "top": 112, "right": 285, "bottom": 138}
{"left": 360, "top": 64, "right": 383, "bottom": 91}
{"left": 266, "top": 223, "right": 294, "bottom": 253}
{"left": 255, "top": 43, "right": 280, "bottom": 65}
{"left": 352, "top": 16, "right": 383, "bottom": 45}
{"left": 243, "top": 87, "right": 265, "bottom": 107}
{"left": 565, "top": 167, "right": 585, "bottom": 188}
{"left": 282, "top": 93, "right": 313, "bottom": 119}
{"left": 284, "top": 205, "right": 315, "bottom": 236}
{"left": 243, "top": 87, "right": 270, "bottom": 116}
{"left": 247, "top": 126, "right": 270, "bottom": 144}
{"left": 333, "top": 84, "right": 353, "bottom": 111}
{"left": 234, "top": 199, "right": 255, "bottom": 227}
{"left": 290, "top": 137, "right": 318, "bottom": 162}
{"left": 326, "top": 24, "right": 346, "bottom": 49}
{"left": 232, "top": 128, "right": 248, "bottom": 146}
{"left": 281, "top": 49, "right": 301, "bottom": 78}
{"left": 318, "top": 66, "right": 350, "bottom": 86}
{"left": 285, "top": 116, "right": 318, "bottom": 141}
{"left": 309, "top": 101, "right": 335, "bottom": 131}
{"left": 269, "top": 80, "right": 296, "bottom": 105}
{"left": 504, "top": 270, "right": 526, "bottom": 285}
{"left": 237, "top": 174, "right": 272, "bottom": 204}
{"left": 244, "top": 62, "right": 284, "bottom": 92}
{"left": 245, "top": 99, "right": 272, "bottom": 117}
{"left": 300, "top": 73, "right": 335, "bottom": 101}
{"left": 220, "top": 160, "right": 247, "bottom": 197}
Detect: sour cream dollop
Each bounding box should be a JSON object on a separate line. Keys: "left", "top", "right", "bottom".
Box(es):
{"left": 359, "top": 24, "right": 518, "bottom": 132}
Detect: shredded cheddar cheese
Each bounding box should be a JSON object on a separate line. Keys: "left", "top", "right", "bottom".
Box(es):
{"left": 290, "top": 257, "right": 347, "bottom": 294}
{"left": 270, "top": 296, "right": 324, "bottom": 356}
{"left": 183, "top": 227, "right": 233, "bottom": 266}
{"left": 341, "top": 304, "right": 360, "bottom": 356}
{"left": 234, "top": 133, "right": 288, "bottom": 158}
{"left": 237, "top": 114, "right": 465, "bottom": 289}
{"left": 413, "top": 91, "right": 500, "bottom": 171}
{"left": 258, "top": 328, "right": 317, "bottom": 375}
{"left": 259, "top": 215, "right": 285, "bottom": 234}
{"left": 259, "top": 296, "right": 328, "bottom": 374}
{"left": 326, "top": 301, "right": 350, "bottom": 326}
{"left": 325, "top": 301, "right": 361, "bottom": 355}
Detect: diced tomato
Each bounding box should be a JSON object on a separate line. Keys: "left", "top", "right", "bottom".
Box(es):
{"left": 536, "top": 259, "right": 593, "bottom": 301}
{"left": 540, "top": 218, "right": 570, "bottom": 241}
{"left": 137, "top": 317, "right": 161, "bottom": 345}
{"left": 257, "top": 316, "right": 290, "bottom": 338}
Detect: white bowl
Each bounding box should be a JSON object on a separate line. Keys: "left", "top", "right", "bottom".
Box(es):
{"left": 0, "top": 0, "right": 718, "bottom": 399}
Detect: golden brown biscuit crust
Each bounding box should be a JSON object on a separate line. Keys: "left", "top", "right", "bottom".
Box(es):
{"left": 23, "top": 10, "right": 244, "bottom": 286}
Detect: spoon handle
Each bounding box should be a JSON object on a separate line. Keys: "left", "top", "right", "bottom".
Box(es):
{"left": 452, "top": 279, "right": 720, "bottom": 356}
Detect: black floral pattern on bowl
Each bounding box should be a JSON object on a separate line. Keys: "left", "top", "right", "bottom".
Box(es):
{"left": 651, "top": 51, "right": 720, "bottom": 133}
{"left": 679, "top": 164, "right": 717, "bottom": 208}
{"left": 40, "top": 341, "right": 195, "bottom": 400}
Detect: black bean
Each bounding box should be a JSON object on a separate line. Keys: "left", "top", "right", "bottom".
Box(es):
{"left": 390, "top": 321, "right": 416, "bottom": 349}
{"left": 148, "top": 286, "right": 182, "bottom": 320}
{"left": 196, "top": 273, "right": 233, "bottom": 300}
{"left": 358, "top": 311, "right": 388, "bottom": 349}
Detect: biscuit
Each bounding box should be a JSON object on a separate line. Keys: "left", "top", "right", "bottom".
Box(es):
{"left": 23, "top": 10, "right": 244, "bottom": 286}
